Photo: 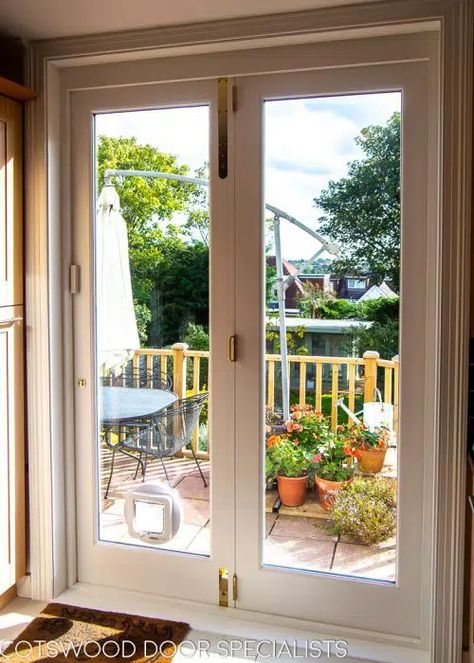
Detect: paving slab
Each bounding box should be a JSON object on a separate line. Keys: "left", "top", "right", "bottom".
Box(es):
{"left": 331, "top": 541, "right": 396, "bottom": 581}
{"left": 174, "top": 473, "right": 210, "bottom": 500}
{"left": 179, "top": 496, "right": 210, "bottom": 526}
{"left": 263, "top": 535, "right": 335, "bottom": 572}
{"left": 271, "top": 515, "right": 335, "bottom": 542}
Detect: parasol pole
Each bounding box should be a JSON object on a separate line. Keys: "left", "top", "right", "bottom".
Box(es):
{"left": 273, "top": 214, "right": 290, "bottom": 421}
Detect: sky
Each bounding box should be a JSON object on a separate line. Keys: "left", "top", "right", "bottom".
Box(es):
{"left": 95, "top": 91, "right": 400, "bottom": 260}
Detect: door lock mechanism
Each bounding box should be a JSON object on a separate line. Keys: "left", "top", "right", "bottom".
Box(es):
{"left": 77, "top": 377, "right": 87, "bottom": 389}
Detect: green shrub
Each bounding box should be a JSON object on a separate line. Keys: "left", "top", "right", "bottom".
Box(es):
{"left": 331, "top": 478, "right": 397, "bottom": 545}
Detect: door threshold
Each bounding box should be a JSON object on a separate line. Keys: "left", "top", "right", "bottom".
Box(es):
{"left": 56, "top": 583, "right": 430, "bottom": 663}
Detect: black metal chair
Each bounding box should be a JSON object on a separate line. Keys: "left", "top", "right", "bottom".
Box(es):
{"left": 103, "top": 393, "right": 208, "bottom": 498}
{"left": 101, "top": 365, "right": 172, "bottom": 391}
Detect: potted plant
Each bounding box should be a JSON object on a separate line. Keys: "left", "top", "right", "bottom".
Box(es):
{"left": 341, "top": 424, "right": 391, "bottom": 474}
{"left": 310, "top": 435, "right": 354, "bottom": 511}
{"left": 266, "top": 436, "right": 311, "bottom": 507}
{"left": 284, "top": 404, "right": 333, "bottom": 450}
{"left": 331, "top": 477, "right": 397, "bottom": 544}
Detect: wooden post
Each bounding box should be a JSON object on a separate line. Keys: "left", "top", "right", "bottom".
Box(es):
{"left": 171, "top": 342, "right": 188, "bottom": 399}
{"left": 363, "top": 350, "right": 379, "bottom": 403}
{"left": 392, "top": 354, "right": 399, "bottom": 435}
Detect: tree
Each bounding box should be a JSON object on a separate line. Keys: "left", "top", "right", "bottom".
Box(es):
{"left": 96, "top": 136, "right": 209, "bottom": 345}
{"left": 315, "top": 112, "right": 400, "bottom": 288}
{"left": 298, "top": 282, "right": 335, "bottom": 318}
{"left": 352, "top": 296, "right": 399, "bottom": 360}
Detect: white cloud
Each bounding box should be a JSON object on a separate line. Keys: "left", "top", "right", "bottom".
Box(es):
{"left": 95, "top": 106, "right": 209, "bottom": 173}
{"left": 95, "top": 92, "right": 401, "bottom": 260}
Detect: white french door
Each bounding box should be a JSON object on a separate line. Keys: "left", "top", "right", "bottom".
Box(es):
{"left": 234, "top": 62, "right": 435, "bottom": 639}
{"left": 70, "top": 52, "right": 436, "bottom": 641}
{"left": 71, "top": 79, "right": 235, "bottom": 604}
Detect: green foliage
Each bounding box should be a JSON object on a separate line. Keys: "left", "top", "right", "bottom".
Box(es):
{"left": 266, "top": 266, "right": 277, "bottom": 305}
{"left": 298, "top": 282, "right": 335, "bottom": 318}
{"left": 151, "top": 240, "right": 209, "bottom": 346}
{"left": 339, "top": 423, "right": 390, "bottom": 451}
{"left": 305, "top": 298, "right": 358, "bottom": 320}
{"left": 310, "top": 434, "right": 354, "bottom": 482}
{"left": 265, "top": 438, "right": 313, "bottom": 479}
{"left": 96, "top": 136, "right": 209, "bottom": 347}
{"left": 315, "top": 112, "right": 400, "bottom": 288}
{"left": 266, "top": 311, "right": 308, "bottom": 355}
{"left": 97, "top": 136, "right": 192, "bottom": 231}
{"left": 289, "top": 392, "right": 364, "bottom": 425}
{"left": 182, "top": 322, "right": 209, "bottom": 351}
{"left": 331, "top": 478, "right": 397, "bottom": 545}
{"left": 182, "top": 163, "right": 209, "bottom": 244}
{"left": 352, "top": 320, "right": 399, "bottom": 360}
{"left": 357, "top": 297, "right": 399, "bottom": 324}
{"left": 284, "top": 405, "right": 333, "bottom": 451}
{"left": 298, "top": 294, "right": 400, "bottom": 360}
{"left": 133, "top": 301, "right": 152, "bottom": 344}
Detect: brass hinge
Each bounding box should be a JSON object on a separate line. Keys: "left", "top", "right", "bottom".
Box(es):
{"left": 218, "top": 567, "right": 229, "bottom": 607}
{"left": 228, "top": 335, "right": 237, "bottom": 362}
{"left": 232, "top": 84, "right": 237, "bottom": 112}
{"left": 232, "top": 573, "right": 238, "bottom": 602}
{"left": 69, "top": 264, "right": 80, "bottom": 294}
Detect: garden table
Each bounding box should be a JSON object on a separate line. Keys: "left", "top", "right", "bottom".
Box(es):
{"left": 101, "top": 386, "right": 178, "bottom": 425}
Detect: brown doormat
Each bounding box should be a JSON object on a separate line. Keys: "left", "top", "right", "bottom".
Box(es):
{"left": 2, "top": 603, "right": 190, "bottom": 662}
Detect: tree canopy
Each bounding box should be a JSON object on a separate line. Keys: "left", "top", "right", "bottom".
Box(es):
{"left": 315, "top": 112, "right": 400, "bottom": 288}
{"left": 96, "top": 136, "right": 209, "bottom": 346}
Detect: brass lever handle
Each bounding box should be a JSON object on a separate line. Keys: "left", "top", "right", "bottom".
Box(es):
{"left": 228, "top": 335, "right": 236, "bottom": 362}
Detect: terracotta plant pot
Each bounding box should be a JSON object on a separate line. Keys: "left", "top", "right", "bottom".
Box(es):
{"left": 357, "top": 447, "right": 387, "bottom": 474}
{"left": 277, "top": 475, "right": 308, "bottom": 507}
{"left": 314, "top": 475, "right": 353, "bottom": 511}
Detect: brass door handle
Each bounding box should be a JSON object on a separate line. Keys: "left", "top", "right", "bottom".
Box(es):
{"left": 228, "top": 335, "right": 236, "bottom": 362}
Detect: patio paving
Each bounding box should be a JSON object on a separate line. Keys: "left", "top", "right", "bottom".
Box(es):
{"left": 100, "top": 447, "right": 396, "bottom": 581}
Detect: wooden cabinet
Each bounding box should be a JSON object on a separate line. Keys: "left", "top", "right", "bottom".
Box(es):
{"left": 0, "top": 94, "right": 25, "bottom": 606}
{"left": 0, "top": 96, "right": 22, "bottom": 307}
{"left": 0, "top": 306, "right": 24, "bottom": 598}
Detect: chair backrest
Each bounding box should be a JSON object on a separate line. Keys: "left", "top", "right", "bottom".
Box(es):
{"left": 141, "top": 392, "right": 208, "bottom": 458}
{"left": 101, "top": 366, "right": 172, "bottom": 391}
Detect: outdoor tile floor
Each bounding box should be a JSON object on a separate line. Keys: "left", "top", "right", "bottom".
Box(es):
{"left": 100, "top": 447, "right": 397, "bottom": 581}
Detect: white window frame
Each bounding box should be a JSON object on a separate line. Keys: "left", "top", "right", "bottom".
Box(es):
{"left": 24, "top": 2, "right": 472, "bottom": 661}
{"left": 347, "top": 278, "right": 367, "bottom": 289}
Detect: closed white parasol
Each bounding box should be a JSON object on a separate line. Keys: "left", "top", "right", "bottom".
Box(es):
{"left": 96, "top": 184, "right": 140, "bottom": 373}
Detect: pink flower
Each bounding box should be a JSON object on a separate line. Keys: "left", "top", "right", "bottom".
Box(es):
{"left": 311, "top": 454, "right": 322, "bottom": 463}
{"left": 287, "top": 421, "right": 303, "bottom": 433}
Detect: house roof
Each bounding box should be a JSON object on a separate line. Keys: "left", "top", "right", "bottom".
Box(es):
{"left": 266, "top": 317, "right": 372, "bottom": 334}
{"left": 358, "top": 281, "right": 398, "bottom": 301}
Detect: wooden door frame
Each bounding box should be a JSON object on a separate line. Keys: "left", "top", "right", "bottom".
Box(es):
{"left": 24, "top": 2, "right": 472, "bottom": 661}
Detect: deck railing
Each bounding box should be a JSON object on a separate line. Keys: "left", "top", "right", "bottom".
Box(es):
{"left": 128, "top": 345, "right": 399, "bottom": 461}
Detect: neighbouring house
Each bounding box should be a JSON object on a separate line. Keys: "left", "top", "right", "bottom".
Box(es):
{"left": 358, "top": 281, "right": 398, "bottom": 301}
{"left": 265, "top": 316, "right": 372, "bottom": 387}
{"left": 266, "top": 256, "right": 304, "bottom": 309}
{"left": 267, "top": 257, "right": 398, "bottom": 311}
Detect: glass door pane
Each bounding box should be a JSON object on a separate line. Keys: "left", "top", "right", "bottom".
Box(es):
{"left": 95, "top": 106, "right": 211, "bottom": 556}
{"left": 263, "top": 92, "right": 401, "bottom": 582}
